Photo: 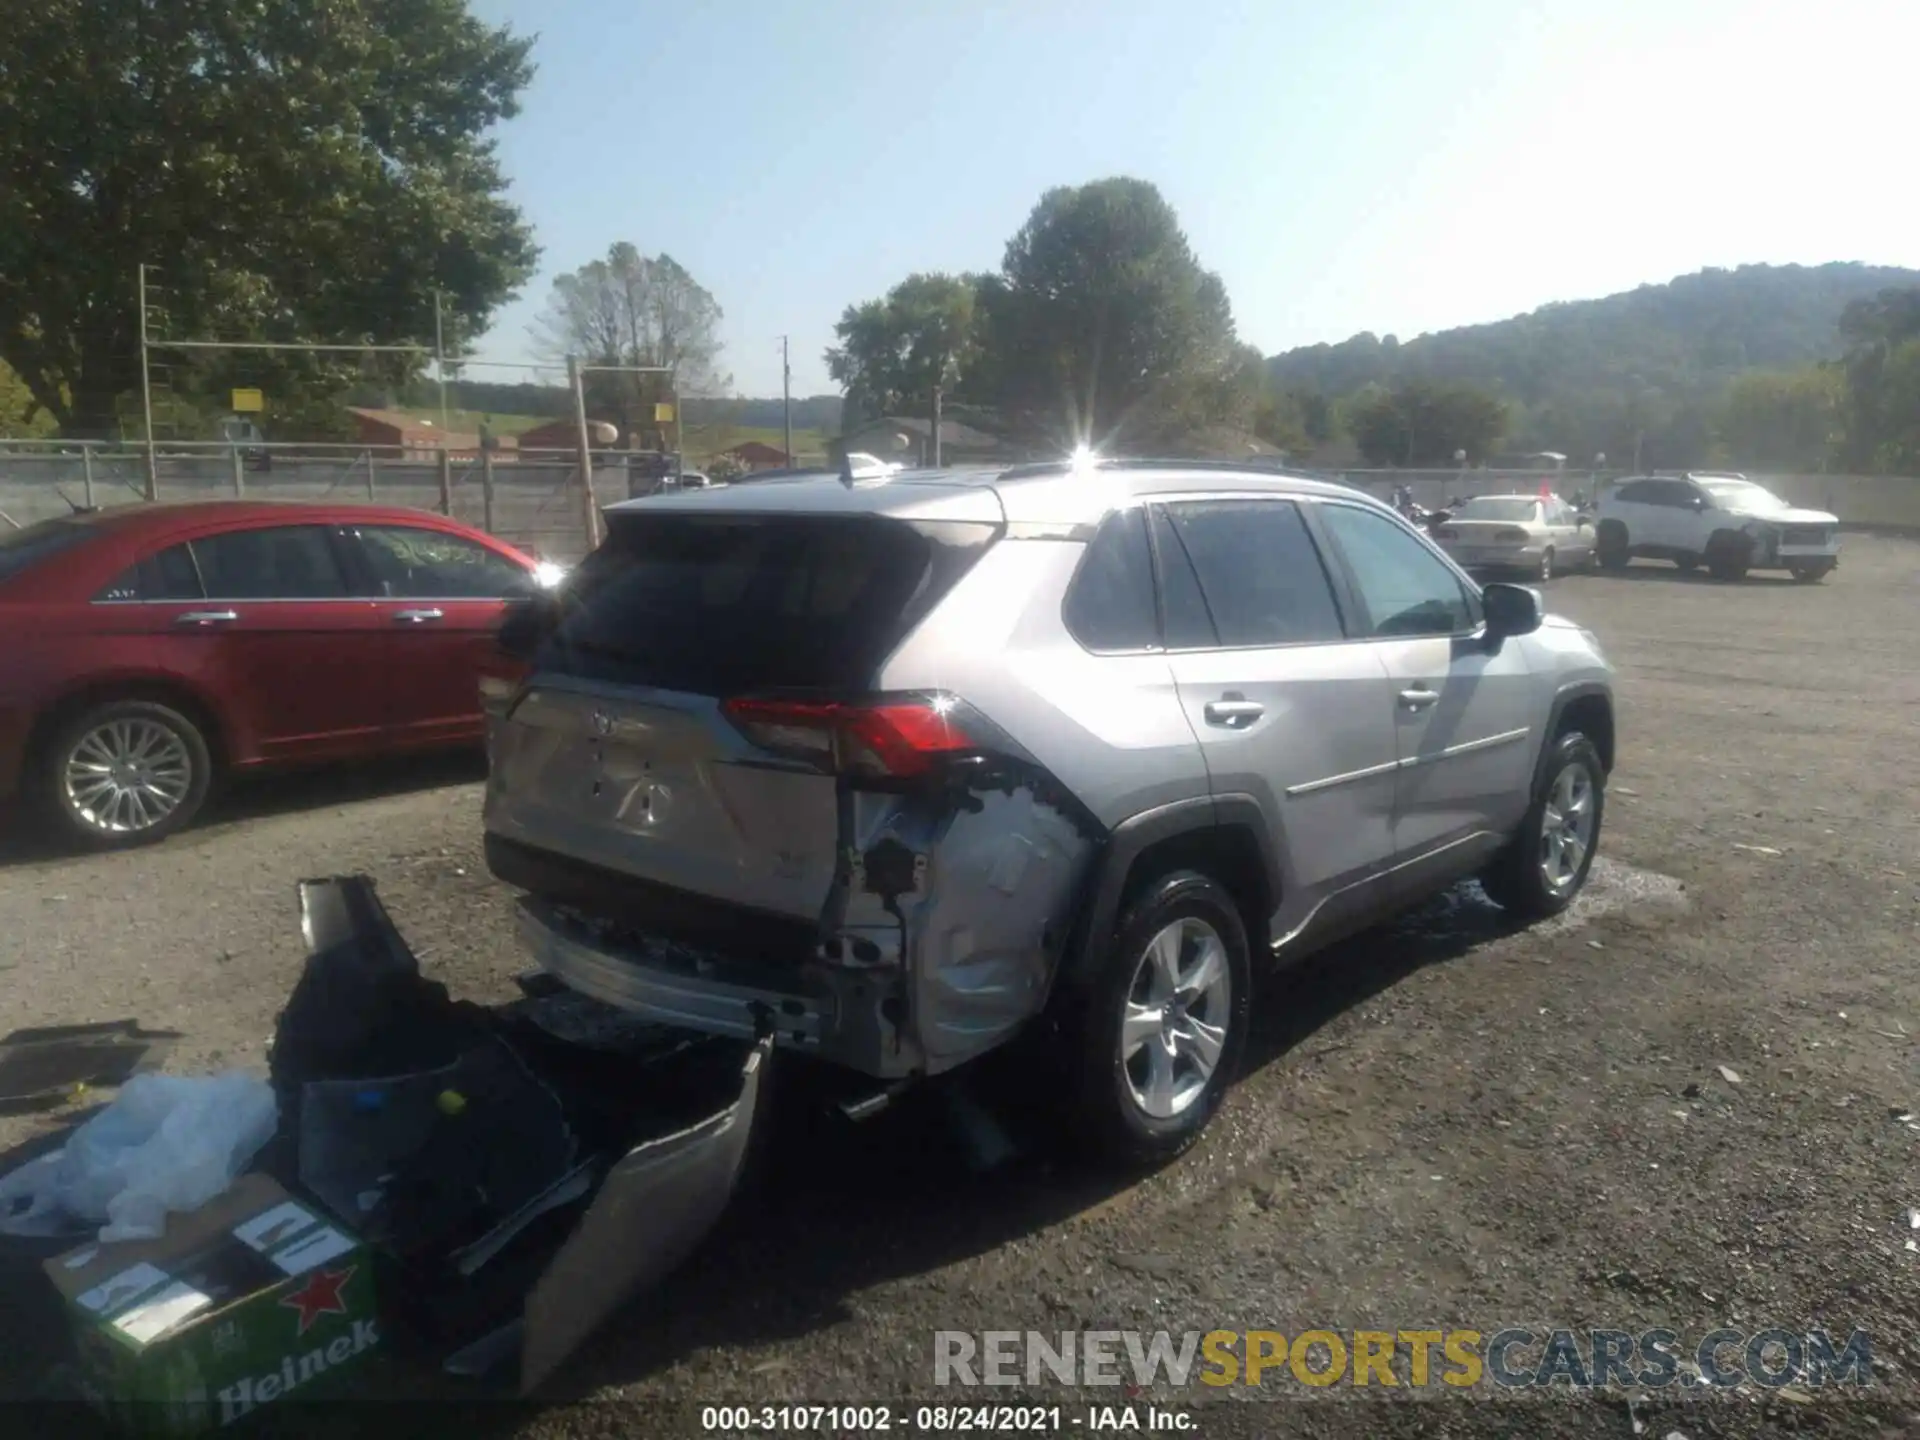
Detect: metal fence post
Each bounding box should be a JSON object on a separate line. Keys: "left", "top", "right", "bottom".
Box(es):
{"left": 365, "top": 450, "right": 377, "bottom": 502}
{"left": 437, "top": 449, "right": 453, "bottom": 516}
{"left": 481, "top": 447, "right": 496, "bottom": 533}
{"left": 81, "top": 444, "right": 96, "bottom": 509}
{"left": 230, "top": 445, "right": 245, "bottom": 497}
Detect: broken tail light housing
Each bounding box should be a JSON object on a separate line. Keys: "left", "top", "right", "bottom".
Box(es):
{"left": 721, "top": 694, "right": 984, "bottom": 778}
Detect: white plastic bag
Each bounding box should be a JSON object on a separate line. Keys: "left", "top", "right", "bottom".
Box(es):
{"left": 0, "top": 1073, "right": 277, "bottom": 1242}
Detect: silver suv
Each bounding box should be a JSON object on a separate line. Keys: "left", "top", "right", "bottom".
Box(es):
{"left": 483, "top": 461, "right": 1615, "bottom": 1165}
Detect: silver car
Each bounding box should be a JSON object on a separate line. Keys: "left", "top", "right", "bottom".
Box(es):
{"left": 482, "top": 461, "right": 1616, "bottom": 1165}
{"left": 1431, "top": 493, "right": 1597, "bottom": 581}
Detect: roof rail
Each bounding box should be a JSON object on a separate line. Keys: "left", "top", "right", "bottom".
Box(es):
{"left": 995, "top": 457, "right": 1322, "bottom": 482}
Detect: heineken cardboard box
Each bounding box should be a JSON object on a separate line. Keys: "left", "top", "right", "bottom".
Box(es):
{"left": 43, "top": 1173, "right": 379, "bottom": 1435}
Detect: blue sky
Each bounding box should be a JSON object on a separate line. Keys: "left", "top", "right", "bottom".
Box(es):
{"left": 468, "top": 0, "right": 1914, "bottom": 398}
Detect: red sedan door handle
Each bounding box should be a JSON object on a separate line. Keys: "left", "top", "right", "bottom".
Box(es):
{"left": 173, "top": 610, "right": 239, "bottom": 627}
{"left": 392, "top": 608, "right": 445, "bottom": 624}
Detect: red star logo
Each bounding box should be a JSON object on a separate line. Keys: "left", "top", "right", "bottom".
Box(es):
{"left": 280, "top": 1266, "right": 354, "bottom": 1336}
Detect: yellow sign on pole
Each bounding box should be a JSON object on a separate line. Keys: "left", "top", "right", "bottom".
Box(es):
{"left": 231, "top": 388, "right": 264, "bottom": 413}
{"left": 654, "top": 402, "right": 675, "bottom": 424}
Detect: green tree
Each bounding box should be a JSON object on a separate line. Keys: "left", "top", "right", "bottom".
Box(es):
{"left": 0, "top": 359, "right": 55, "bottom": 437}
{"left": 0, "top": 0, "right": 539, "bottom": 437}
{"left": 534, "top": 244, "right": 728, "bottom": 445}
{"left": 975, "top": 178, "right": 1239, "bottom": 449}
{"left": 1718, "top": 367, "right": 1842, "bottom": 471}
{"left": 1834, "top": 286, "right": 1920, "bottom": 472}
{"left": 1343, "top": 382, "right": 1509, "bottom": 466}
{"left": 824, "top": 272, "right": 982, "bottom": 428}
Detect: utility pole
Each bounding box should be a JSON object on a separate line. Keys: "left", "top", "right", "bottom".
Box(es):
{"left": 433, "top": 290, "right": 451, "bottom": 435}
{"left": 780, "top": 336, "right": 793, "bottom": 466}
{"left": 931, "top": 384, "right": 943, "bottom": 467}
{"left": 568, "top": 354, "right": 602, "bottom": 550}
{"left": 137, "top": 263, "right": 158, "bottom": 500}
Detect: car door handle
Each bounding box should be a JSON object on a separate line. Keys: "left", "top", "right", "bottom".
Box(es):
{"left": 392, "top": 608, "right": 445, "bottom": 624}
{"left": 173, "top": 610, "right": 239, "bottom": 627}
{"left": 1203, "top": 698, "right": 1265, "bottom": 728}
{"left": 1398, "top": 686, "right": 1440, "bottom": 710}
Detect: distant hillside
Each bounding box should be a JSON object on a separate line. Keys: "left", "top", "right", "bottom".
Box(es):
{"left": 1268, "top": 262, "right": 1920, "bottom": 466}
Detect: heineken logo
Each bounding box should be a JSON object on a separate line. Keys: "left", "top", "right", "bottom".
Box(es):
{"left": 280, "top": 1265, "right": 354, "bottom": 1336}
{"left": 216, "top": 1316, "right": 379, "bottom": 1424}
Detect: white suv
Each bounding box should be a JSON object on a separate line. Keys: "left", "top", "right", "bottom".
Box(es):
{"left": 1594, "top": 473, "right": 1840, "bottom": 583}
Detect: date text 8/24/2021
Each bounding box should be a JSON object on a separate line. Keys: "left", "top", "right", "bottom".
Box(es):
{"left": 701, "top": 1404, "right": 1193, "bottom": 1432}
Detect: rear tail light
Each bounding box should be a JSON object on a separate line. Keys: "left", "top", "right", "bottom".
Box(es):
{"left": 722, "top": 695, "right": 980, "bottom": 778}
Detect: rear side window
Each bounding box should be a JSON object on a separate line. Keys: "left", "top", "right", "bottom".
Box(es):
{"left": 191, "top": 526, "right": 349, "bottom": 600}
{"left": 0, "top": 517, "right": 96, "bottom": 586}
{"left": 1155, "top": 499, "right": 1346, "bottom": 647}
{"left": 96, "top": 543, "right": 204, "bottom": 602}
{"left": 540, "top": 513, "right": 999, "bottom": 695}
{"left": 1062, "top": 508, "right": 1158, "bottom": 652}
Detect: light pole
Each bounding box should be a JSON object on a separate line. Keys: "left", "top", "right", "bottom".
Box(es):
{"left": 780, "top": 336, "right": 792, "bottom": 466}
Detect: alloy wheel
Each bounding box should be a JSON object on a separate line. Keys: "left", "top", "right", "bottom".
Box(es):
{"left": 1120, "top": 917, "right": 1233, "bottom": 1119}
{"left": 1538, "top": 760, "right": 1596, "bottom": 894}
{"left": 61, "top": 717, "right": 195, "bottom": 835}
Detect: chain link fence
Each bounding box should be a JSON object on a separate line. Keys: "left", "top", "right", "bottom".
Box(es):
{"left": 0, "top": 440, "right": 649, "bottom": 562}
{"left": 7, "top": 448, "right": 1918, "bottom": 550}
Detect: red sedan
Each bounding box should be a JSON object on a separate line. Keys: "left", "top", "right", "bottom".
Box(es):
{"left": 0, "top": 501, "right": 546, "bottom": 848}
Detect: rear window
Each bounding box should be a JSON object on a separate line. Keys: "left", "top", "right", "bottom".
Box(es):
{"left": 1456, "top": 497, "right": 1540, "bottom": 522}
{"left": 0, "top": 516, "right": 97, "bottom": 586}
{"left": 538, "top": 512, "right": 1000, "bottom": 694}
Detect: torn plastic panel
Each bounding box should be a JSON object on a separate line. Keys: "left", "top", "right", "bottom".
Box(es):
{"left": 282, "top": 876, "right": 774, "bottom": 1394}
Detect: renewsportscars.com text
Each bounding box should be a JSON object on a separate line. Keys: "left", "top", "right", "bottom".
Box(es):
{"left": 934, "top": 1327, "right": 1873, "bottom": 1391}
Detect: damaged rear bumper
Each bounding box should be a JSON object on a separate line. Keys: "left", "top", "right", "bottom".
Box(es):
{"left": 497, "top": 782, "right": 1098, "bottom": 1082}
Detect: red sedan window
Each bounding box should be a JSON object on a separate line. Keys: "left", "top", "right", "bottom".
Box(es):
{"left": 97, "top": 543, "right": 204, "bottom": 603}
{"left": 191, "top": 526, "right": 349, "bottom": 600}
{"left": 341, "top": 525, "right": 529, "bottom": 599}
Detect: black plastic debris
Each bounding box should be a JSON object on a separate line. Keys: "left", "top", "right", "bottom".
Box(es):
{"left": 0, "top": 1022, "right": 178, "bottom": 1115}
{"left": 274, "top": 876, "right": 780, "bottom": 1393}
{"left": 272, "top": 878, "right": 492, "bottom": 1092}
{"left": 295, "top": 1037, "right": 578, "bottom": 1262}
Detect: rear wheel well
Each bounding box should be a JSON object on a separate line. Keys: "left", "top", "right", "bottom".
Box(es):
{"left": 27, "top": 681, "right": 227, "bottom": 775}
{"left": 1555, "top": 693, "right": 1614, "bottom": 774}
{"left": 1117, "top": 824, "right": 1274, "bottom": 950}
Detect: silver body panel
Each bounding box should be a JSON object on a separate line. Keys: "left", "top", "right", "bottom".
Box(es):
{"left": 485, "top": 462, "right": 1614, "bottom": 1080}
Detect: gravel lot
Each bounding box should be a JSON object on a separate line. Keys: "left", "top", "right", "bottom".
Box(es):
{"left": 3, "top": 536, "right": 1917, "bottom": 1439}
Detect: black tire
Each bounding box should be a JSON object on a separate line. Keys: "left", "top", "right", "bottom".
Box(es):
{"left": 1595, "top": 522, "right": 1630, "bottom": 571}
{"left": 1478, "top": 731, "right": 1606, "bottom": 921}
{"left": 1705, "top": 531, "right": 1751, "bottom": 582}
{"left": 32, "top": 699, "right": 214, "bottom": 850}
{"left": 1789, "top": 561, "right": 1834, "bottom": 584}
{"left": 1064, "top": 870, "right": 1252, "bottom": 1169}
{"left": 1674, "top": 554, "right": 1700, "bottom": 573}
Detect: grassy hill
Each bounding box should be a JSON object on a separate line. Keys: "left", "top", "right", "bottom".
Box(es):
{"left": 1268, "top": 262, "right": 1920, "bottom": 466}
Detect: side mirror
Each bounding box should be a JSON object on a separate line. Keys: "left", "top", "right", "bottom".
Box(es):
{"left": 1690, "top": 496, "right": 1708, "bottom": 511}
{"left": 1482, "top": 582, "right": 1543, "bottom": 640}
